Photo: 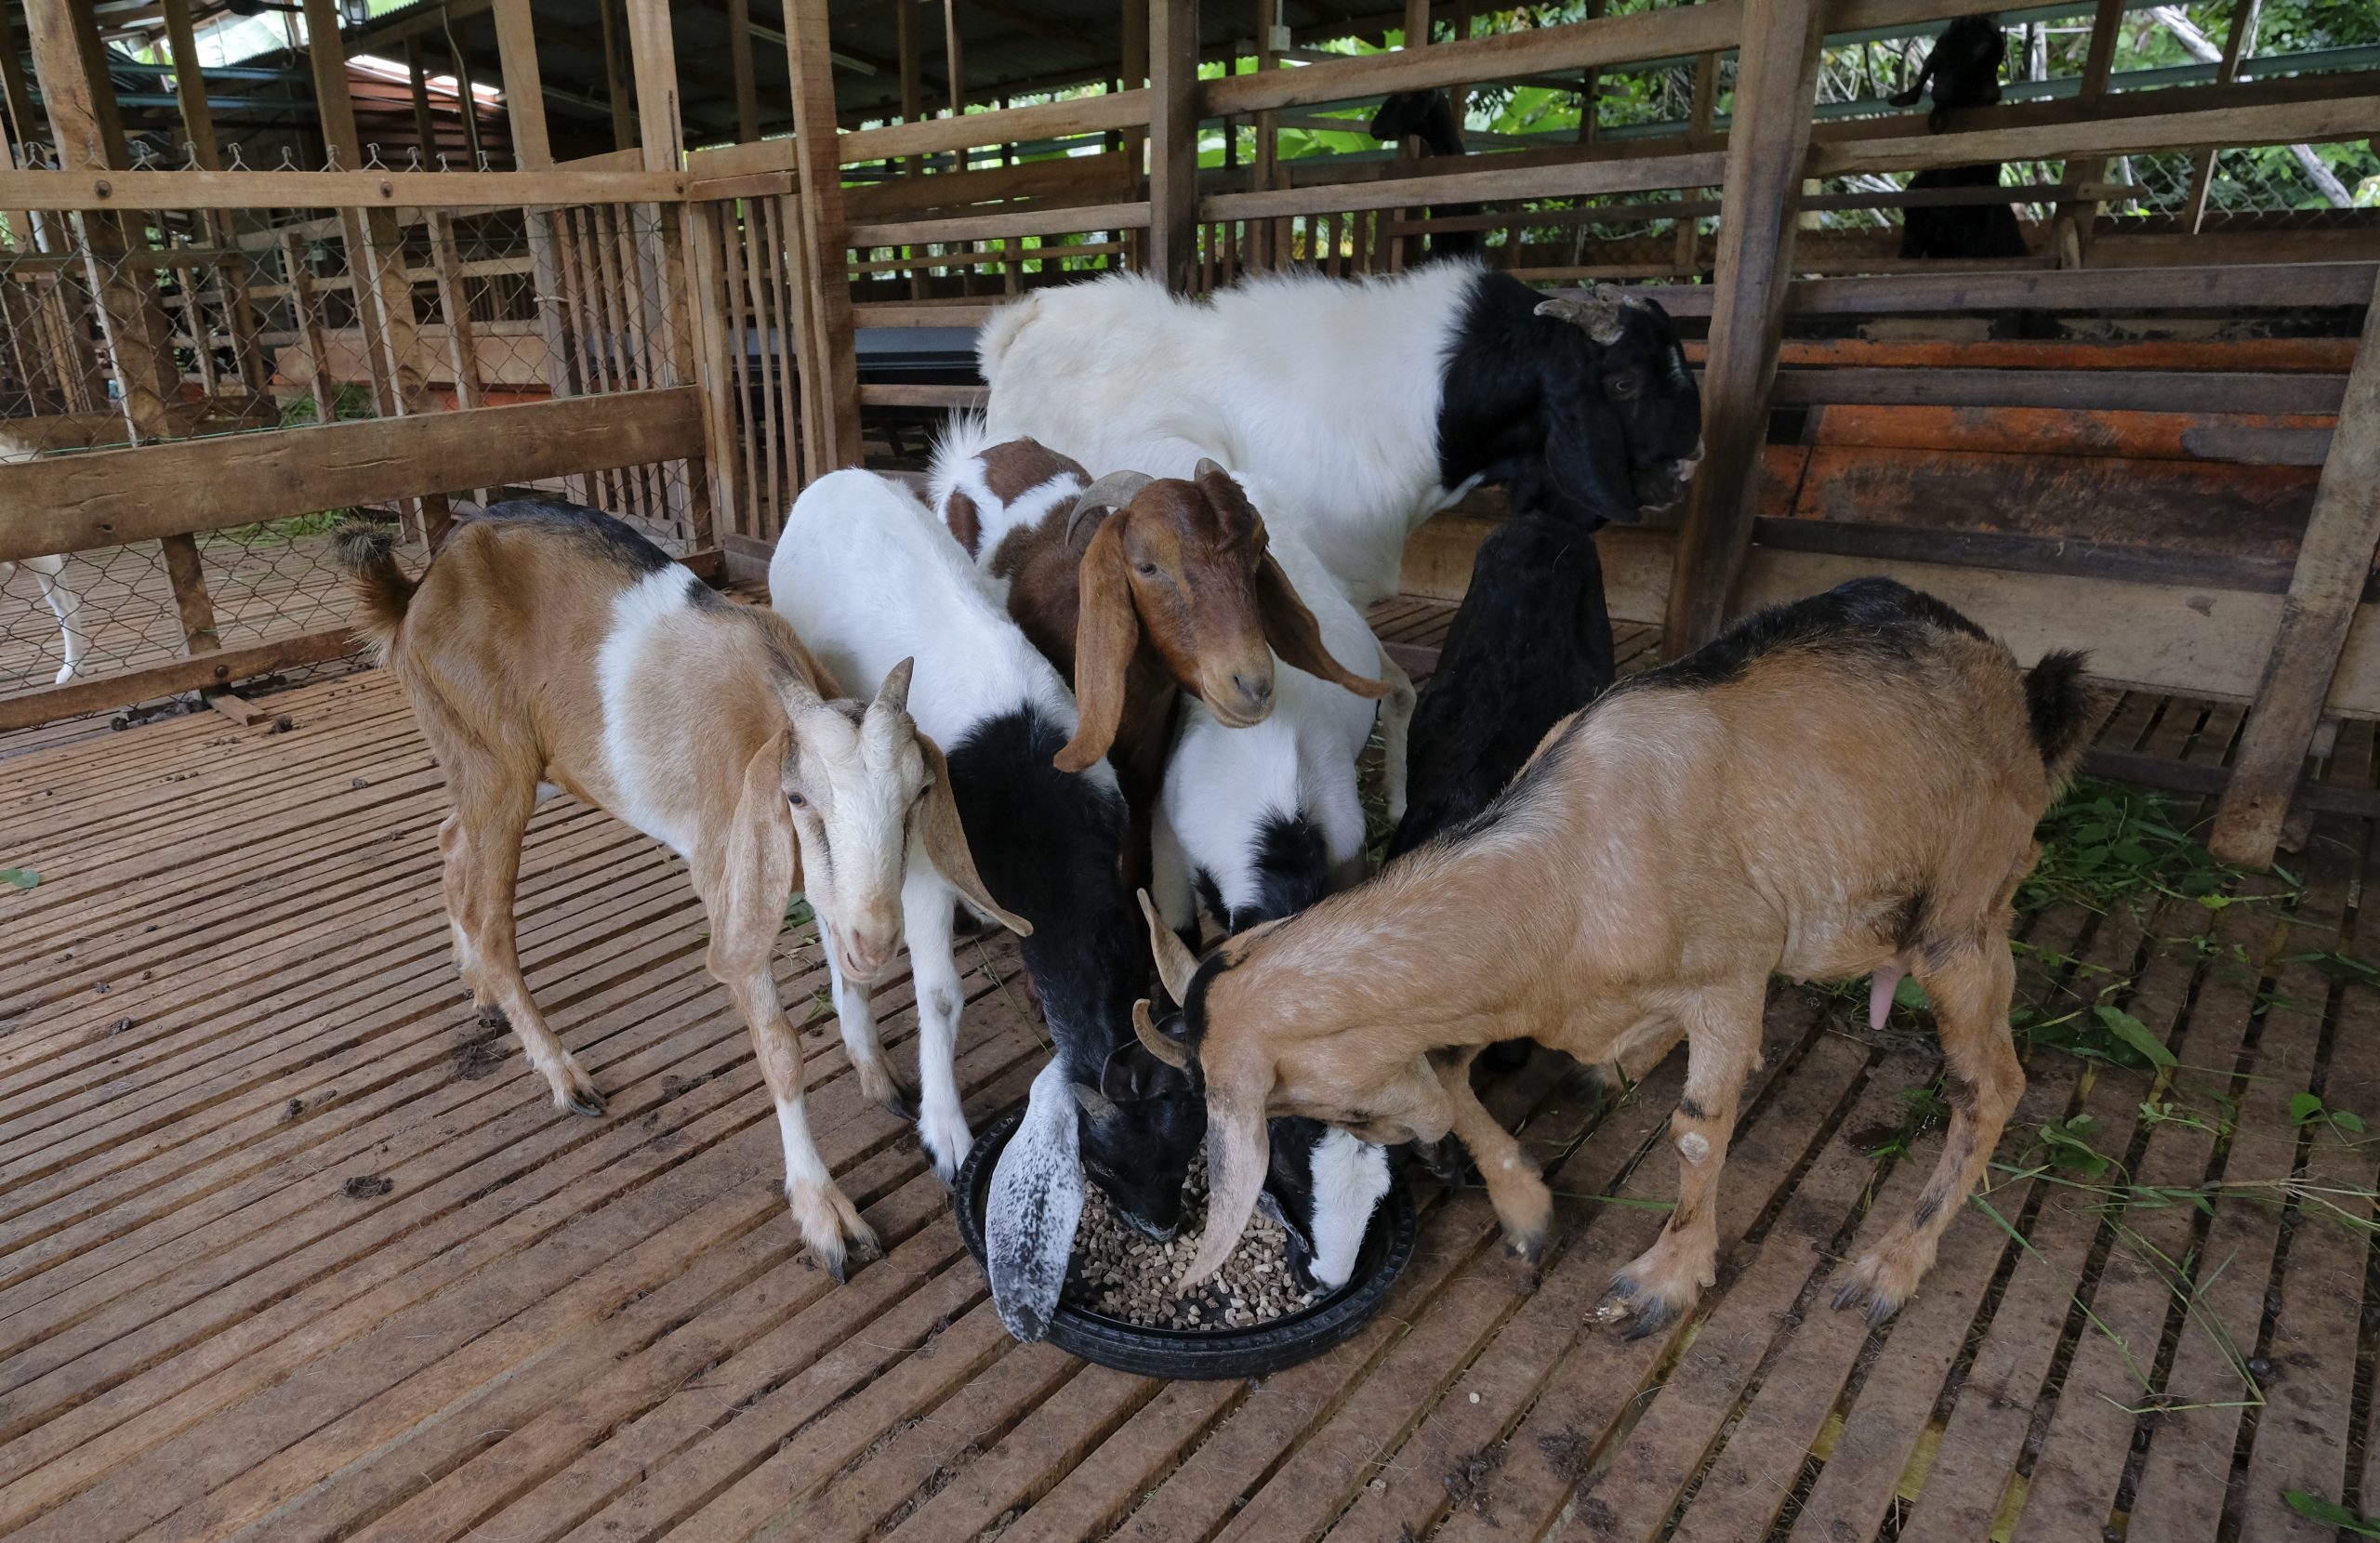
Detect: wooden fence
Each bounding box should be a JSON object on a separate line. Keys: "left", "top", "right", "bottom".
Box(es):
{"left": 2, "top": 0, "right": 2377, "bottom": 858}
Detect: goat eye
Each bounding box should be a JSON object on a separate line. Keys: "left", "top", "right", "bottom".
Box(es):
{"left": 787, "top": 792, "right": 808, "bottom": 809}
{"left": 1609, "top": 372, "right": 1643, "bottom": 399}
{"left": 1134, "top": 561, "right": 1160, "bottom": 578}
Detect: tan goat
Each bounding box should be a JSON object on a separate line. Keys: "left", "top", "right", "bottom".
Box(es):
{"left": 339, "top": 501, "right": 1024, "bottom": 1277}
{"left": 1132, "top": 578, "right": 2105, "bottom": 1328}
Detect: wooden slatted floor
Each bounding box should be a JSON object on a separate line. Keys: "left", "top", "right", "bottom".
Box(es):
{"left": 3, "top": 600, "right": 2378, "bottom": 1542}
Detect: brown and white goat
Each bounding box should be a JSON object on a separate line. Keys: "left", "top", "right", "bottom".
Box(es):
{"left": 932, "top": 428, "right": 1385, "bottom": 865}
{"left": 1132, "top": 577, "right": 2104, "bottom": 1329}
{"left": 338, "top": 501, "right": 1025, "bottom": 1277}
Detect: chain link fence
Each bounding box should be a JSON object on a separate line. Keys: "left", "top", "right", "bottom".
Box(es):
{"left": 1, "top": 174, "right": 703, "bottom": 739}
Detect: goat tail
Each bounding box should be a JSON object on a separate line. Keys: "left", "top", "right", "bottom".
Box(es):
{"left": 2024, "top": 649, "right": 2099, "bottom": 779}
{"left": 926, "top": 411, "right": 996, "bottom": 511}
{"left": 334, "top": 521, "right": 416, "bottom": 666}
{"left": 973, "top": 289, "right": 1043, "bottom": 387}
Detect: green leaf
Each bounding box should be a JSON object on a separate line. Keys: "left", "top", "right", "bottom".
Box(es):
{"left": 2095, "top": 1005, "right": 2175, "bottom": 1068}
{"left": 2282, "top": 1491, "right": 2380, "bottom": 1537}
{"left": 2290, "top": 1091, "right": 2325, "bottom": 1126}
{"left": 0, "top": 867, "right": 35, "bottom": 890}
{"left": 1894, "top": 975, "right": 1930, "bottom": 1009}
{"left": 783, "top": 894, "right": 814, "bottom": 930}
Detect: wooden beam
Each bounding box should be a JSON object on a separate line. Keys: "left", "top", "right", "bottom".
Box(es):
{"left": 859, "top": 382, "right": 989, "bottom": 407}
{"left": 0, "top": 389, "right": 708, "bottom": 565}
{"left": 625, "top": 0, "right": 684, "bottom": 172}
{"left": 846, "top": 199, "right": 1150, "bottom": 247}
{"left": 1632, "top": 259, "right": 2380, "bottom": 316}
{"left": 2183, "top": 0, "right": 2262, "bottom": 233}
{"left": 1147, "top": 0, "right": 1202, "bottom": 292}
{"left": 492, "top": 0, "right": 553, "bottom": 168}
{"left": 1805, "top": 95, "right": 2380, "bottom": 177}
{"left": 0, "top": 167, "right": 686, "bottom": 210}
{"left": 838, "top": 89, "right": 1150, "bottom": 165}
{"left": 602, "top": 0, "right": 634, "bottom": 151}
{"left": 728, "top": 0, "right": 760, "bottom": 142}
{"left": 1202, "top": 148, "right": 1723, "bottom": 220}
{"left": 1204, "top": 0, "right": 1742, "bottom": 115}
{"left": 1767, "top": 366, "right": 2349, "bottom": 415}
{"left": 784, "top": 0, "right": 863, "bottom": 467}
{"left": 2209, "top": 270, "right": 2380, "bottom": 867}
{"left": 0, "top": 0, "right": 34, "bottom": 158}
{"left": 1662, "top": 0, "right": 1825, "bottom": 656}
{"left": 0, "top": 627, "right": 362, "bottom": 734}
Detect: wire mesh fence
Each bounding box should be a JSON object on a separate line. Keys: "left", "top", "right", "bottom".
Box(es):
{"left": 0, "top": 184, "right": 707, "bottom": 724}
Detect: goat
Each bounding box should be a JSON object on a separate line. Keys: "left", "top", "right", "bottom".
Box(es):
{"left": 1130, "top": 577, "right": 2105, "bottom": 1331}
{"left": 978, "top": 269, "right": 1704, "bottom": 613}
{"left": 337, "top": 500, "right": 1024, "bottom": 1279}
{"left": 1388, "top": 508, "right": 1620, "bottom": 862}
{"left": 1892, "top": 14, "right": 2029, "bottom": 261}
{"left": 929, "top": 424, "right": 1385, "bottom": 874}
{"left": 1368, "top": 89, "right": 1481, "bottom": 259}
{"left": 0, "top": 432, "right": 88, "bottom": 687}
{"left": 769, "top": 468, "right": 1206, "bottom": 1340}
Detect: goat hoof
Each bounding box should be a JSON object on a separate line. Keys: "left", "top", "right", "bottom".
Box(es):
{"left": 879, "top": 1078, "right": 919, "bottom": 1122}
{"left": 564, "top": 1088, "right": 606, "bottom": 1117}
{"left": 822, "top": 1246, "right": 851, "bottom": 1284}
{"left": 477, "top": 1003, "right": 510, "bottom": 1030}
{"left": 1504, "top": 1231, "right": 1546, "bottom": 1271}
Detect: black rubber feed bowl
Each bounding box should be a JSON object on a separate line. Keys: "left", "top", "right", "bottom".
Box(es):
{"left": 953, "top": 1104, "right": 1418, "bottom": 1379}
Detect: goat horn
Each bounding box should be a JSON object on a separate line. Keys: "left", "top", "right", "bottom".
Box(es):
{"left": 1138, "top": 889, "right": 1200, "bottom": 1006}
{"left": 1534, "top": 291, "right": 1630, "bottom": 345}
{"left": 1062, "top": 470, "right": 1153, "bottom": 547}
{"left": 873, "top": 656, "right": 915, "bottom": 718}
{"left": 1132, "top": 999, "right": 1192, "bottom": 1072}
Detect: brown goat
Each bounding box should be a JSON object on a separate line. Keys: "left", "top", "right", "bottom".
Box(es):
{"left": 1132, "top": 578, "right": 2105, "bottom": 1329}
{"left": 338, "top": 501, "right": 1024, "bottom": 1278}
{"left": 937, "top": 432, "right": 1384, "bottom": 869}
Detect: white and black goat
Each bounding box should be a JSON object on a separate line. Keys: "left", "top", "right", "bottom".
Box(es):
{"left": 978, "top": 266, "right": 1704, "bottom": 611}
{"left": 1, "top": 433, "right": 88, "bottom": 686}
{"left": 337, "top": 500, "right": 1025, "bottom": 1279}
{"left": 770, "top": 468, "right": 1209, "bottom": 1340}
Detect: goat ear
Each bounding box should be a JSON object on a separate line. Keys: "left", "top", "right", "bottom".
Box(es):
{"left": 1254, "top": 548, "right": 1389, "bottom": 701}
{"left": 985, "top": 1060, "right": 1084, "bottom": 1342}
{"left": 1104, "top": 1035, "right": 1193, "bottom": 1101}
{"left": 1055, "top": 517, "right": 1136, "bottom": 774}
{"left": 916, "top": 734, "right": 1032, "bottom": 937}
{"left": 1534, "top": 287, "right": 1630, "bottom": 346}
{"left": 709, "top": 730, "right": 798, "bottom": 979}
{"left": 1181, "top": 1066, "right": 1273, "bottom": 1287}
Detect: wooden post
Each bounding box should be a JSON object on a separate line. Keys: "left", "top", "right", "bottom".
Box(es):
{"left": 495, "top": 0, "right": 590, "bottom": 501}
{"left": 23, "top": 0, "right": 219, "bottom": 654}
{"left": 281, "top": 230, "right": 343, "bottom": 426}
{"left": 444, "top": 17, "right": 486, "bottom": 168}
{"left": 682, "top": 200, "right": 741, "bottom": 534}
{"left": 165, "top": 0, "right": 266, "bottom": 397}
{"left": 2056, "top": 0, "right": 2125, "bottom": 267}
{"left": 0, "top": 0, "right": 35, "bottom": 158}
{"left": 898, "top": 0, "right": 927, "bottom": 297}
{"left": 428, "top": 210, "right": 485, "bottom": 411}
{"left": 727, "top": 0, "right": 760, "bottom": 143}
{"left": 1673, "top": 50, "right": 1718, "bottom": 275}
{"left": 602, "top": 0, "right": 635, "bottom": 152}
{"left": 405, "top": 36, "right": 440, "bottom": 158}
{"left": 1146, "top": 0, "right": 1201, "bottom": 293}
{"left": 624, "top": 0, "right": 711, "bottom": 540}
{"left": 2184, "top": 0, "right": 2262, "bottom": 233}
{"left": 1660, "top": 0, "right": 1824, "bottom": 657}
{"left": 2207, "top": 272, "right": 2380, "bottom": 868}
{"left": 1121, "top": 0, "right": 1148, "bottom": 271}
{"left": 784, "top": 0, "right": 863, "bottom": 466}
{"left": 307, "top": 0, "right": 454, "bottom": 547}
{"left": 1251, "top": 0, "right": 1281, "bottom": 269}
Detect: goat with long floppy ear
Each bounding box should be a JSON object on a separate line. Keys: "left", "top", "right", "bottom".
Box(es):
{"left": 985, "top": 1060, "right": 1087, "bottom": 1340}
{"left": 1059, "top": 460, "right": 1389, "bottom": 773}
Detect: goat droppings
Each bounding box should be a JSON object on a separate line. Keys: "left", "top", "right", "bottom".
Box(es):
{"left": 1064, "top": 1151, "right": 1319, "bottom": 1331}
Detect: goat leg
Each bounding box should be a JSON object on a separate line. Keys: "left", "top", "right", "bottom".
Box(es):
{"left": 724, "top": 968, "right": 881, "bottom": 1277}
{"left": 1444, "top": 1055, "right": 1552, "bottom": 1275}
{"left": 819, "top": 916, "right": 919, "bottom": 1121}
{"left": 1599, "top": 996, "right": 1755, "bottom": 1338}
{"left": 1376, "top": 645, "right": 1417, "bottom": 826}
{"left": 902, "top": 868, "right": 973, "bottom": 1183}
{"left": 1835, "top": 940, "right": 2022, "bottom": 1323}
{"left": 440, "top": 802, "right": 604, "bottom": 1116}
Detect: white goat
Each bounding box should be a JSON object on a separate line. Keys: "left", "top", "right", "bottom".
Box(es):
{"left": 1, "top": 433, "right": 88, "bottom": 686}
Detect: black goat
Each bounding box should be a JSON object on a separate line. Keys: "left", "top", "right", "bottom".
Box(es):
{"left": 1893, "top": 14, "right": 2029, "bottom": 261}
{"left": 1369, "top": 89, "right": 1480, "bottom": 258}
{"left": 1386, "top": 513, "right": 1617, "bottom": 862}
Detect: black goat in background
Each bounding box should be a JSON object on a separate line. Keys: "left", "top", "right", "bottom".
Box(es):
{"left": 1893, "top": 14, "right": 2030, "bottom": 261}
{"left": 1370, "top": 89, "right": 1481, "bottom": 258}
